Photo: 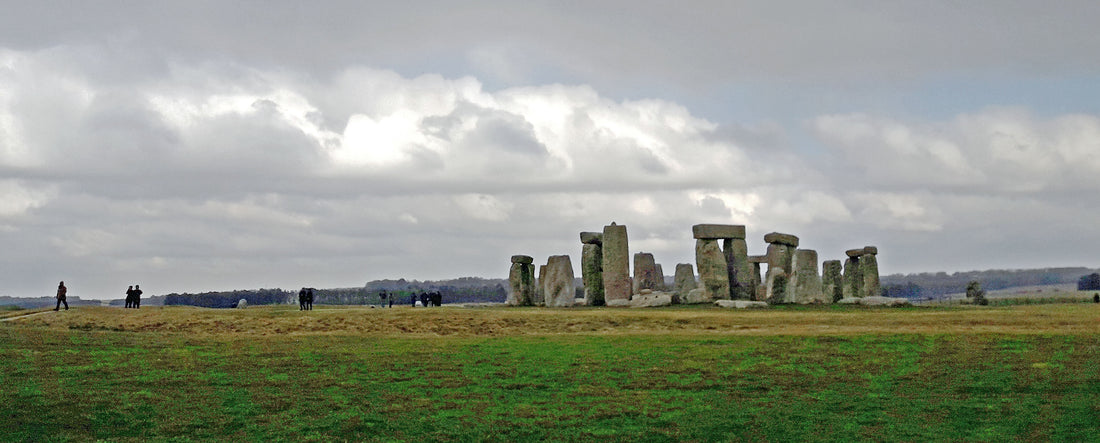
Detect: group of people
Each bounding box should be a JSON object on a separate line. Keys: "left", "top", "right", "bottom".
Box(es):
{"left": 298, "top": 288, "right": 315, "bottom": 310}
{"left": 415, "top": 291, "right": 442, "bottom": 307}
{"left": 124, "top": 285, "right": 143, "bottom": 308}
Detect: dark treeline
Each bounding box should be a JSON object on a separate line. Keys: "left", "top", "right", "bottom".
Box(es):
{"left": 161, "top": 277, "right": 509, "bottom": 308}
{"left": 881, "top": 267, "right": 1097, "bottom": 300}
{"left": 1078, "top": 273, "right": 1100, "bottom": 291}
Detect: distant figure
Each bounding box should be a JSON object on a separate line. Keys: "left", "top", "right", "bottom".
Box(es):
{"left": 410, "top": 293, "right": 417, "bottom": 306}
{"left": 388, "top": 293, "right": 393, "bottom": 308}
{"left": 133, "top": 285, "right": 142, "bottom": 308}
{"left": 125, "top": 285, "right": 135, "bottom": 308}
{"left": 1094, "top": 293, "right": 1099, "bottom": 304}
{"left": 305, "top": 288, "right": 314, "bottom": 310}
{"left": 298, "top": 288, "right": 307, "bottom": 311}
{"left": 419, "top": 292, "right": 429, "bottom": 307}
{"left": 379, "top": 290, "right": 388, "bottom": 308}
{"left": 54, "top": 281, "right": 68, "bottom": 311}
{"left": 430, "top": 291, "right": 442, "bottom": 307}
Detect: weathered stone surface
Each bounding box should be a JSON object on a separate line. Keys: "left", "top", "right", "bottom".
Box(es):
{"left": 682, "top": 288, "right": 711, "bottom": 304}
{"left": 654, "top": 264, "right": 665, "bottom": 290}
{"left": 751, "top": 261, "right": 763, "bottom": 300}
{"left": 724, "top": 238, "right": 754, "bottom": 300}
{"left": 766, "top": 243, "right": 794, "bottom": 276}
{"left": 581, "top": 243, "right": 604, "bottom": 306}
{"left": 511, "top": 255, "right": 534, "bottom": 264}
{"left": 579, "top": 232, "right": 603, "bottom": 245}
{"left": 763, "top": 232, "right": 799, "bottom": 247}
{"left": 631, "top": 292, "right": 673, "bottom": 308}
{"left": 845, "top": 248, "right": 865, "bottom": 258}
{"left": 605, "top": 299, "right": 632, "bottom": 307}
{"left": 536, "top": 264, "right": 548, "bottom": 306}
{"left": 639, "top": 289, "right": 653, "bottom": 295}
{"left": 843, "top": 256, "right": 862, "bottom": 299}
{"left": 790, "top": 249, "right": 826, "bottom": 304}
{"left": 858, "top": 296, "right": 910, "bottom": 306}
{"left": 574, "top": 298, "right": 587, "bottom": 306}
{"left": 860, "top": 253, "right": 881, "bottom": 298}
{"left": 544, "top": 255, "right": 576, "bottom": 308}
{"left": 837, "top": 297, "right": 861, "bottom": 305}
{"left": 236, "top": 299, "right": 247, "bottom": 309}
{"left": 673, "top": 263, "right": 697, "bottom": 300}
{"left": 863, "top": 246, "right": 878, "bottom": 255}
{"left": 821, "top": 260, "right": 844, "bottom": 303}
{"left": 692, "top": 224, "right": 746, "bottom": 239}
{"left": 715, "top": 300, "right": 769, "bottom": 309}
{"left": 748, "top": 255, "right": 769, "bottom": 263}
{"left": 601, "top": 223, "right": 631, "bottom": 303}
{"left": 507, "top": 261, "right": 536, "bottom": 306}
{"left": 695, "top": 239, "right": 730, "bottom": 301}
{"left": 633, "top": 252, "right": 660, "bottom": 294}
{"left": 765, "top": 268, "right": 789, "bottom": 304}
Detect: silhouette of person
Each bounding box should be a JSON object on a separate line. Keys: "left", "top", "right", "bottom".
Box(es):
{"left": 379, "top": 290, "right": 388, "bottom": 308}
{"left": 125, "top": 285, "right": 134, "bottom": 308}
{"left": 133, "top": 285, "right": 142, "bottom": 308}
{"left": 54, "top": 281, "right": 68, "bottom": 311}
{"left": 299, "top": 288, "right": 307, "bottom": 311}
{"left": 420, "top": 292, "right": 429, "bottom": 307}
{"left": 1094, "top": 293, "right": 1099, "bottom": 304}
{"left": 305, "top": 288, "right": 314, "bottom": 310}
{"left": 431, "top": 291, "right": 442, "bottom": 307}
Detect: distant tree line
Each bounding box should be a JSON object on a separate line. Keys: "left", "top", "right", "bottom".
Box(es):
{"left": 880, "top": 267, "right": 1098, "bottom": 300}
{"left": 1077, "top": 273, "right": 1100, "bottom": 291}
{"left": 160, "top": 277, "right": 508, "bottom": 308}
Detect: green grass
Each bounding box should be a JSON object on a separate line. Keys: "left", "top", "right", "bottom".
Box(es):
{"left": 3, "top": 326, "right": 1100, "bottom": 441}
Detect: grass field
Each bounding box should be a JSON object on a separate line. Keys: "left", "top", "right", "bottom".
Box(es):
{"left": 3, "top": 304, "right": 1100, "bottom": 441}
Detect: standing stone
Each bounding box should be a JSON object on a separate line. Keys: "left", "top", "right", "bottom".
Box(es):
{"left": 695, "top": 239, "right": 729, "bottom": 302}
{"left": 536, "top": 264, "right": 548, "bottom": 306}
{"left": 672, "top": 263, "right": 697, "bottom": 303}
{"left": 789, "top": 249, "right": 825, "bottom": 304}
{"left": 632, "top": 252, "right": 660, "bottom": 294}
{"left": 843, "top": 249, "right": 863, "bottom": 299}
{"left": 507, "top": 255, "right": 536, "bottom": 306}
{"left": 602, "top": 223, "right": 631, "bottom": 303}
{"left": 860, "top": 246, "right": 881, "bottom": 298}
{"left": 654, "top": 264, "right": 666, "bottom": 291}
{"left": 543, "top": 255, "right": 576, "bottom": 307}
{"left": 764, "top": 233, "right": 799, "bottom": 303}
{"left": 821, "top": 260, "right": 843, "bottom": 303}
{"left": 580, "top": 232, "right": 604, "bottom": 306}
{"left": 724, "top": 238, "right": 754, "bottom": 300}
{"left": 749, "top": 255, "right": 767, "bottom": 299}
{"left": 765, "top": 268, "right": 789, "bottom": 305}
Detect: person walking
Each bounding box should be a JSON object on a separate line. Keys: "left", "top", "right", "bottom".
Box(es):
{"left": 54, "top": 281, "right": 68, "bottom": 311}
{"left": 125, "top": 286, "right": 134, "bottom": 308}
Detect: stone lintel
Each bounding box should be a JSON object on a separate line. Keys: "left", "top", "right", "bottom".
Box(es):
{"left": 862, "top": 246, "right": 878, "bottom": 255}
{"left": 748, "top": 255, "right": 769, "bottom": 263}
{"left": 763, "top": 232, "right": 799, "bottom": 247}
{"left": 511, "top": 255, "right": 534, "bottom": 264}
{"left": 579, "top": 232, "right": 603, "bottom": 245}
{"left": 692, "top": 224, "right": 746, "bottom": 240}
{"left": 845, "top": 249, "right": 865, "bottom": 258}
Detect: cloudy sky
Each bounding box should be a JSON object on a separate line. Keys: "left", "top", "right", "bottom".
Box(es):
{"left": 3, "top": 1, "right": 1100, "bottom": 299}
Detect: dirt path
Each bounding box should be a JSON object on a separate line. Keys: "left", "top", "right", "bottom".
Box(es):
{"left": 0, "top": 310, "right": 57, "bottom": 322}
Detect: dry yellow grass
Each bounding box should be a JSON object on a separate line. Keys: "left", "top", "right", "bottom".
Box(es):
{"left": 7, "top": 303, "right": 1100, "bottom": 337}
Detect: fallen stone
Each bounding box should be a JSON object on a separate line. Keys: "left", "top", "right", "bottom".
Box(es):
{"left": 763, "top": 232, "right": 799, "bottom": 247}
{"left": 639, "top": 289, "right": 654, "bottom": 295}
{"left": 682, "top": 288, "right": 711, "bottom": 304}
{"left": 837, "top": 297, "right": 861, "bottom": 305}
{"left": 511, "top": 255, "right": 534, "bottom": 264}
{"left": 858, "top": 296, "right": 910, "bottom": 306}
{"left": 579, "top": 232, "right": 603, "bottom": 245}
{"left": 692, "top": 224, "right": 746, "bottom": 240}
{"left": 631, "top": 292, "right": 673, "bottom": 308}
{"left": 714, "top": 300, "right": 769, "bottom": 309}
{"left": 605, "top": 299, "right": 632, "bottom": 307}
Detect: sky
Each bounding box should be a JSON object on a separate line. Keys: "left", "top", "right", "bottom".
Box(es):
{"left": 2, "top": 1, "right": 1100, "bottom": 299}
